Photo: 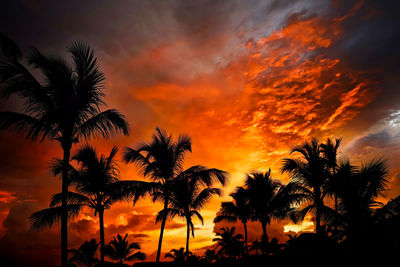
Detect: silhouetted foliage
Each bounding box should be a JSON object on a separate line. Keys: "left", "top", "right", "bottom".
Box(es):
{"left": 105, "top": 234, "right": 145, "bottom": 264}
{"left": 281, "top": 138, "right": 334, "bottom": 236}
{"left": 244, "top": 170, "right": 307, "bottom": 253}
{"left": 214, "top": 187, "right": 251, "bottom": 254}
{"left": 0, "top": 35, "right": 129, "bottom": 266}
{"left": 158, "top": 165, "right": 226, "bottom": 258}
{"left": 320, "top": 138, "right": 342, "bottom": 238}
{"left": 69, "top": 239, "right": 99, "bottom": 267}
{"left": 165, "top": 247, "right": 188, "bottom": 264}
{"left": 213, "top": 227, "right": 244, "bottom": 259}
{"left": 123, "top": 127, "right": 191, "bottom": 263}
{"left": 124, "top": 127, "right": 227, "bottom": 263}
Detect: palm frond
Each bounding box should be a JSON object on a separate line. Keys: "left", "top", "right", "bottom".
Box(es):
{"left": 192, "top": 188, "right": 221, "bottom": 210}
{"left": 126, "top": 251, "right": 146, "bottom": 261}
{"left": 30, "top": 204, "right": 83, "bottom": 230}
{"left": 0, "top": 112, "right": 54, "bottom": 141}
{"left": 50, "top": 192, "right": 91, "bottom": 207}
{"left": 77, "top": 109, "right": 129, "bottom": 140}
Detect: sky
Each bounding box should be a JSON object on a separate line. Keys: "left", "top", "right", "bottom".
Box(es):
{"left": 0, "top": 0, "right": 400, "bottom": 265}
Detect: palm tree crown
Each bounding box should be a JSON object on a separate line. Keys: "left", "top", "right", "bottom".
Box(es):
{"left": 244, "top": 170, "right": 305, "bottom": 247}
{"left": 68, "top": 239, "right": 99, "bottom": 267}
{"left": 158, "top": 167, "right": 227, "bottom": 257}
{"left": 165, "top": 247, "right": 189, "bottom": 264}
{"left": 213, "top": 227, "right": 244, "bottom": 259}
{"left": 105, "top": 234, "right": 145, "bottom": 264}
{"left": 281, "top": 138, "right": 332, "bottom": 235}
{"left": 0, "top": 37, "right": 129, "bottom": 145}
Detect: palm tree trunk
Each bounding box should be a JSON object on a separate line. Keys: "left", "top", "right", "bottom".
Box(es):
{"left": 315, "top": 190, "right": 323, "bottom": 237}
{"left": 99, "top": 208, "right": 105, "bottom": 263}
{"left": 61, "top": 144, "right": 71, "bottom": 267}
{"left": 243, "top": 221, "right": 248, "bottom": 255}
{"left": 332, "top": 168, "right": 338, "bottom": 239}
{"left": 316, "top": 204, "right": 322, "bottom": 237}
{"left": 261, "top": 221, "right": 268, "bottom": 255}
{"left": 186, "top": 219, "right": 190, "bottom": 260}
{"left": 334, "top": 195, "right": 338, "bottom": 238}
{"left": 156, "top": 200, "right": 168, "bottom": 263}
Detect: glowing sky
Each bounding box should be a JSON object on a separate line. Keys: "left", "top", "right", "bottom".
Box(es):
{"left": 0, "top": 0, "right": 400, "bottom": 265}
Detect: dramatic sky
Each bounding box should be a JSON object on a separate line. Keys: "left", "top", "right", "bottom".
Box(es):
{"left": 1, "top": 0, "right": 400, "bottom": 265}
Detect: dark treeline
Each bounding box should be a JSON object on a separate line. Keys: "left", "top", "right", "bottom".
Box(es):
{"left": 0, "top": 36, "right": 399, "bottom": 267}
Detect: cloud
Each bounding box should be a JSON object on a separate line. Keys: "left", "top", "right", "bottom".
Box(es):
{"left": 0, "top": 0, "right": 399, "bottom": 263}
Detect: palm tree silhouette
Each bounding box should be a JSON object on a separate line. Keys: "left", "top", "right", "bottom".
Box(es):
{"left": 123, "top": 127, "right": 192, "bottom": 263}
{"left": 0, "top": 35, "right": 129, "bottom": 266}
{"left": 68, "top": 239, "right": 99, "bottom": 267}
{"left": 213, "top": 227, "right": 244, "bottom": 259}
{"left": 105, "top": 234, "right": 145, "bottom": 264}
{"left": 165, "top": 247, "right": 189, "bottom": 264}
{"left": 244, "top": 170, "right": 306, "bottom": 254}
{"left": 67, "top": 145, "right": 125, "bottom": 263}
{"left": 321, "top": 138, "right": 342, "bottom": 237}
{"left": 202, "top": 249, "right": 218, "bottom": 263}
{"left": 157, "top": 168, "right": 226, "bottom": 258}
{"left": 281, "top": 138, "right": 333, "bottom": 236}
{"left": 335, "top": 160, "right": 388, "bottom": 242}
{"left": 31, "top": 145, "right": 132, "bottom": 263}
{"left": 214, "top": 187, "right": 251, "bottom": 254}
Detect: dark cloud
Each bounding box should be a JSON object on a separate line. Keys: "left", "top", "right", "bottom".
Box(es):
{"left": 0, "top": 0, "right": 399, "bottom": 263}
{"left": 0, "top": 202, "right": 60, "bottom": 266}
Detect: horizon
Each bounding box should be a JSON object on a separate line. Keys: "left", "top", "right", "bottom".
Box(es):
{"left": 0, "top": 0, "right": 400, "bottom": 266}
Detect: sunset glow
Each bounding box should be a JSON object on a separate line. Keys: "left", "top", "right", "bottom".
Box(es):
{"left": 0, "top": 0, "right": 399, "bottom": 266}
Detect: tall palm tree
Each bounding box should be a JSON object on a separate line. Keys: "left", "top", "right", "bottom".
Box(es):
{"left": 244, "top": 170, "right": 306, "bottom": 253}
{"left": 320, "top": 137, "right": 342, "bottom": 236}
{"left": 214, "top": 187, "right": 251, "bottom": 254}
{"left": 281, "top": 138, "right": 332, "bottom": 236}
{"left": 335, "top": 159, "right": 388, "bottom": 242}
{"left": 68, "top": 239, "right": 99, "bottom": 267}
{"left": 123, "top": 127, "right": 191, "bottom": 263}
{"left": 105, "top": 234, "right": 146, "bottom": 264}
{"left": 157, "top": 168, "right": 227, "bottom": 257}
{"left": 0, "top": 35, "right": 129, "bottom": 266}
{"left": 213, "top": 227, "right": 244, "bottom": 259}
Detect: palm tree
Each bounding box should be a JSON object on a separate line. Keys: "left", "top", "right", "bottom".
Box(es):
{"left": 122, "top": 127, "right": 192, "bottom": 263}
{"left": 67, "top": 145, "right": 124, "bottom": 263}
{"left": 68, "top": 239, "right": 99, "bottom": 267}
{"left": 157, "top": 168, "right": 227, "bottom": 258}
{"left": 320, "top": 137, "right": 342, "bottom": 236}
{"left": 31, "top": 145, "right": 133, "bottom": 263}
{"left": 213, "top": 227, "right": 244, "bottom": 259}
{"left": 214, "top": 187, "right": 251, "bottom": 254}
{"left": 165, "top": 247, "right": 188, "bottom": 264}
{"left": 105, "top": 234, "right": 145, "bottom": 264}
{"left": 244, "top": 170, "right": 306, "bottom": 254}
{"left": 0, "top": 35, "right": 129, "bottom": 266}
{"left": 202, "top": 249, "right": 218, "bottom": 263}
{"left": 281, "top": 138, "right": 332, "bottom": 236}
{"left": 335, "top": 159, "right": 388, "bottom": 242}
